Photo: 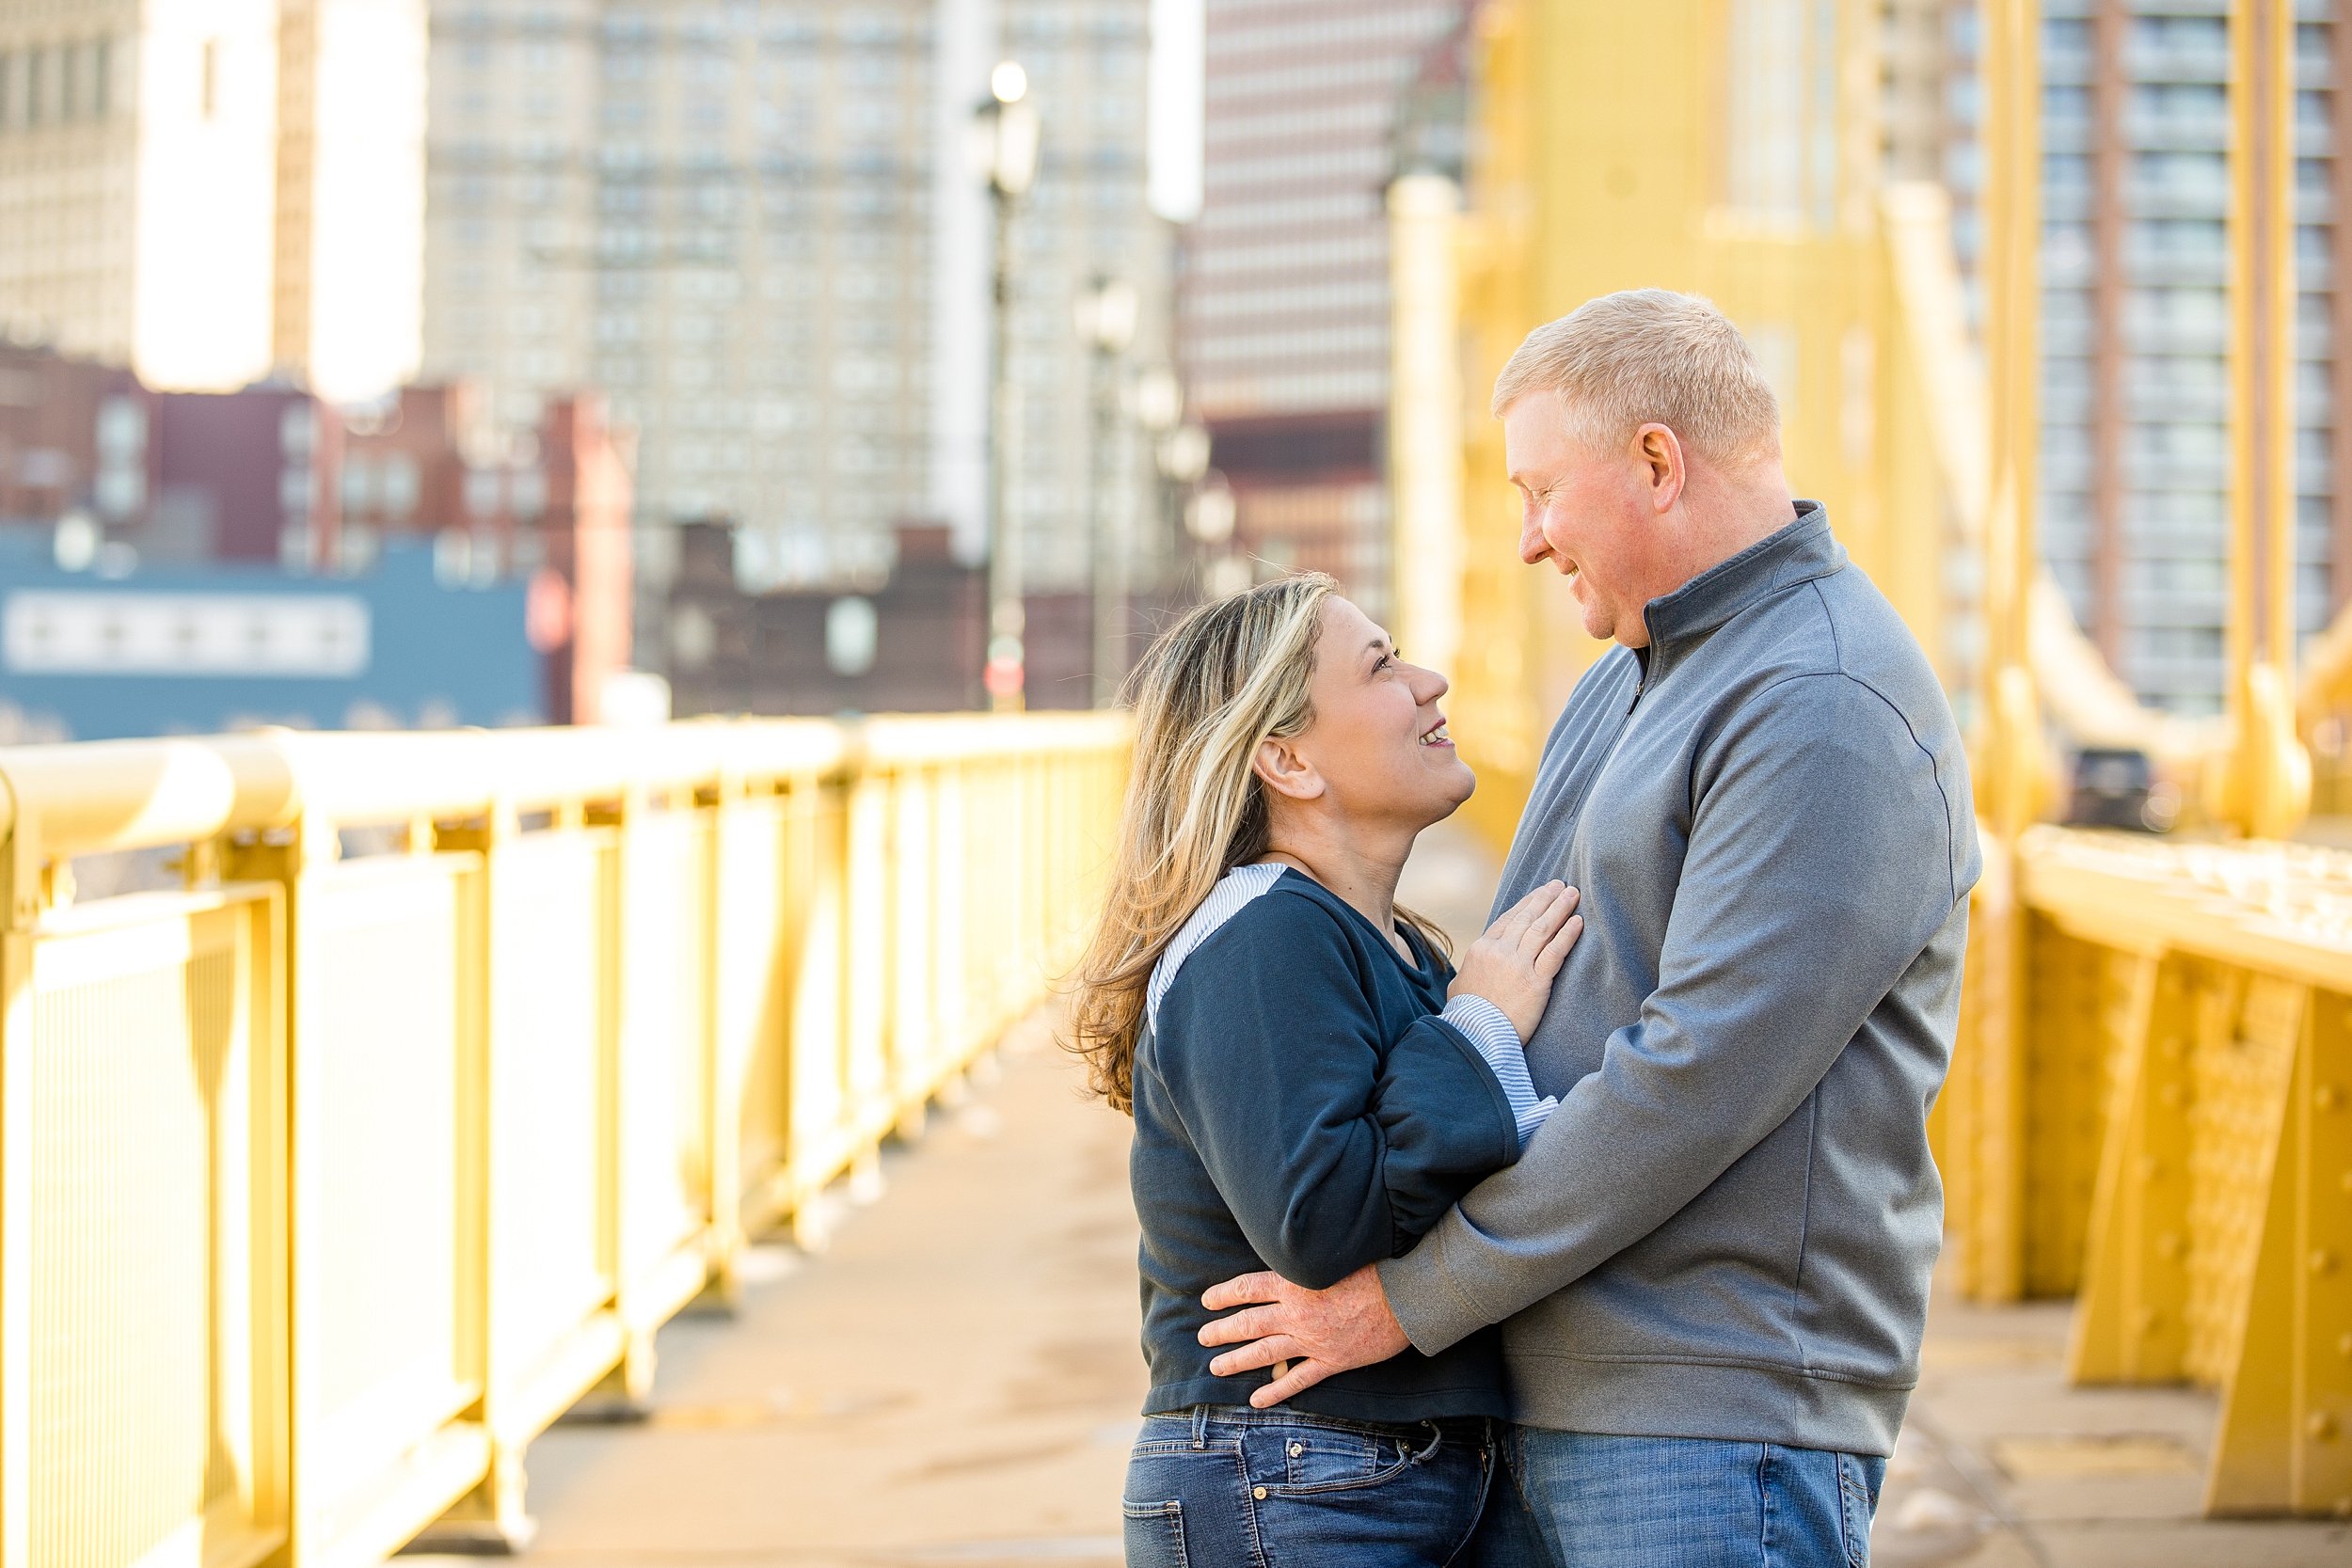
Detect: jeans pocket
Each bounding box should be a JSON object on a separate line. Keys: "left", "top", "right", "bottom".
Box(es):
{"left": 1263, "top": 1425, "right": 1415, "bottom": 1495}
{"left": 1248, "top": 1430, "right": 1487, "bottom": 1564}
{"left": 1835, "top": 1452, "right": 1877, "bottom": 1568}
{"left": 1120, "top": 1498, "right": 1189, "bottom": 1568}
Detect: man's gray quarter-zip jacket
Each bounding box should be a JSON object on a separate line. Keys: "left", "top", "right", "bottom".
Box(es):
{"left": 1377, "top": 502, "right": 1981, "bottom": 1456}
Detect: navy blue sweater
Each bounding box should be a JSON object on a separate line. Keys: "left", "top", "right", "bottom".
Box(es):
{"left": 1130, "top": 867, "right": 1522, "bottom": 1421}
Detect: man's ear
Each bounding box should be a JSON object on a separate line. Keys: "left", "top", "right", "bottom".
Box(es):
{"left": 1252, "top": 736, "right": 1326, "bottom": 802}
{"left": 1634, "top": 423, "right": 1686, "bottom": 513}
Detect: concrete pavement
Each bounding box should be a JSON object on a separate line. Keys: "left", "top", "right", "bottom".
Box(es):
{"left": 1881, "top": 1291, "right": 2349, "bottom": 1566}
{"left": 483, "top": 1008, "right": 1142, "bottom": 1567}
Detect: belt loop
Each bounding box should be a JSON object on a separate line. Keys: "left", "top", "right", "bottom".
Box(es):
{"left": 1191, "top": 1405, "right": 1209, "bottom": 1450}
{"left": 1412, "top": 1420, "right": 1445, "bottom": 1464}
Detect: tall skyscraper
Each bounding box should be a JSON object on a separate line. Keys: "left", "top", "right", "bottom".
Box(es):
{"left": 0, "top": 0, "right": 427, "bottom": 401}
{"left": 1181, "top": 0, "right": 1470, "bottom": 622}
{"left": 421, "top": 0, "right": 1173, "bottom": 676}
{"left": 1889, "top": 1, "right": 2345, "bottom": 717}
{"left": 2039, "top": 3, "right": 2339, "bottom": 716}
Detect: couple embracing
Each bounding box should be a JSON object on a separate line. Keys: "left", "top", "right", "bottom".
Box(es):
{"left": 1070, "top": 291, "right": 1980, "bottom": 1568}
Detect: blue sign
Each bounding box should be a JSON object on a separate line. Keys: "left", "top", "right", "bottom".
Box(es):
{"left": 0, "top": 534, "right": 544, "bottom": 742}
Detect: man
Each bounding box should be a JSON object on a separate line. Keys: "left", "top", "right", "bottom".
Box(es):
{"left": 1197, "top": 290, "right": 1979, "bottom": 1566}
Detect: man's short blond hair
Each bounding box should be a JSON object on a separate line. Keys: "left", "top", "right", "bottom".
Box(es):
{"left": 1490, "top": 289, "right": 1781, "bottom": 465}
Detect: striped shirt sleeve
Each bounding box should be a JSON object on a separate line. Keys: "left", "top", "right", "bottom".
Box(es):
{"left": 1438, "top": 995, "right": 1558, "bottom": 1147}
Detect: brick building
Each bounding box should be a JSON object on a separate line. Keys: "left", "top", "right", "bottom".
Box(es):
{"left": 1180, "top": 0, "right": 1472, "bottom": 620}
{"left": 663, "top": 519, "right": 1142, "bottom": 717}
{"left": 0, "top": 342, "right": 630, "bottom": 725}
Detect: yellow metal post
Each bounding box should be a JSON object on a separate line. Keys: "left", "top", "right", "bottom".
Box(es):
{"left": 1958, "top": 0, "right": 2050, "bottom": 1305}
{"left": 1389, "top": 170, "right": 1469, "bottom": 689}
{"left": 2214, "top": 0, "right": 2314, "bottom": 838}
{"left": 1978, "top": 0, "right": 2046, "bottom": 844}
{"left": 2285, "top": 994, "right": 2352, "bottom": 1514}
{"left": 1448, "top": 0, "right": 1545, "bottom": 848}
{"left": 2198, "top": 975, "right": 2312, "bottom": 1513}
{"left": 2067, "top": 951, "right": 2195, "bottom": 1383}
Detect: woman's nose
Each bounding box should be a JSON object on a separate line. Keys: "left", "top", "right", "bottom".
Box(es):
{"left": 1410, "top": 665, "right": 1450, "bottom": 704}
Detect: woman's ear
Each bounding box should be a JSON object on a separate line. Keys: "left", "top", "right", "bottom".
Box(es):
{"left": 1251, "top": 736, "right": 1326, "bottom": 802}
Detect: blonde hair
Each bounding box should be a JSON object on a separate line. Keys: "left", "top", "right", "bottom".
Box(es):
{"left": 1489, "top": 289, "right": 1781, "bottom": 465}
{"left": 1067, "top": 573, "right": 1447, "bottom": 1114}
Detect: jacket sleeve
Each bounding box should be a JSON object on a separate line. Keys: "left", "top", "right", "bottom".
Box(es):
{"left": 1378, "top": 672, "right": 1971, "bottom": 1353}
{"left": 1152, "top": 895, "right": 1522, "bottom": 1291}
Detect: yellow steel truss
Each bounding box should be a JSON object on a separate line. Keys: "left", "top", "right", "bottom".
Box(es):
{"left": 1410, "top": 0, "right": 1976, "bottom": 845}
{"left": 1413, "top": 0, "right": 2352, "bottom": 1518}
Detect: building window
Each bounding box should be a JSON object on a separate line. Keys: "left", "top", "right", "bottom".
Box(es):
{"left": 1722, "top": 0, "right": 1842, "bottom": 230}
{"left": 382, "top": 454, "right": 421, "bottom": 520}
{"left": 825, "top": 595, "right": 879, "bottom": 676}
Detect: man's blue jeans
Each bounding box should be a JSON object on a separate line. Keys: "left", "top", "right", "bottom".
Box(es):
{"left": 1469, "top": 1430, "right": 1887, "bottom": 1568}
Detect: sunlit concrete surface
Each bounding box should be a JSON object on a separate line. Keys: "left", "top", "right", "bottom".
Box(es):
{"left": 1882, "top": 1292, "right": 2351, "bottom": 1567}
{"left": 399, "top": 828, "right": 2349, "bottom": 1567}
{"left": 435, "top": 1006, "right": 1145, "bottom": 1568}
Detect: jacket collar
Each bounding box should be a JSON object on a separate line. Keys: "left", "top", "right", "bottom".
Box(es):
{"left": 1636, "top": 499, "right": 1844, "bottom": 681}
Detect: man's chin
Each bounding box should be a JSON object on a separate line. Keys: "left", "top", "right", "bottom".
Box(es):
{"left": 1566, "top": 581, "right": 1613, "bottom": 642}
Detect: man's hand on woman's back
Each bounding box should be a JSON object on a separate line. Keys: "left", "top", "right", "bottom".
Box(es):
{"left": 1197, "top": 1263, "right": 1409, "bottom": 1408}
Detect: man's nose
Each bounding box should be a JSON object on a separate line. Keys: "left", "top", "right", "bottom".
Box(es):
{"left": 1518, "top": 507, "right": 1550, "bottom": 565}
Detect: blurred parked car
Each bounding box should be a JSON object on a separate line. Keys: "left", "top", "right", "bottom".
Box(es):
{"left": 2065, "top": 747, "right": 2179, "bottom": 832}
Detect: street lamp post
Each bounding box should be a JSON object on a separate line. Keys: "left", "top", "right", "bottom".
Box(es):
{"left": 1131, "top": 366, "right": 1186, "bottom": 605}
{"left": 1158, "top": 420, "right": 1220, "bottom": 590}
{"left": 1077, "top": 275, "right": 1138, "bottom": 705}
{"left": 973, "top": 61, "right": 1041, "bottom": 711}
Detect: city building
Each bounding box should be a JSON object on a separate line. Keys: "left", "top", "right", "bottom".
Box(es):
{"left": 1180, "top": 0, "right": 1471, "bottom": 622}
{"left": 420, "top": 0, "right": 1177, "bottom": 689}
{"left": 0, "top": 0, "right": 427, "bottom": 401}
{"left": 664, "top": 518, "right": 1111, "bottom": 715}
{"left": 0, "top": 342, "right": 630, "bottom": 730}
{"left": 1887, "top": 1, "right": 2346, "bottom": 716}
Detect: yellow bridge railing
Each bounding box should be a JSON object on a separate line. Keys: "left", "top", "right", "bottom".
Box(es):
{"left": 1940, "top": 828, "right": 2352, "bottom": 1516}
{"left": 0, "top": 714, "right": 1126, "bottom": 1567}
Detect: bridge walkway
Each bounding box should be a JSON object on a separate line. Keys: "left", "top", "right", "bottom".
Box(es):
{"left": 433, "top": 831, "right": 2347, "bottom": 1568}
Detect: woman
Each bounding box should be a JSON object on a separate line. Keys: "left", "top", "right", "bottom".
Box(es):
{"left": 1070, "top": 573, "right": 1581, "bottom": 1568}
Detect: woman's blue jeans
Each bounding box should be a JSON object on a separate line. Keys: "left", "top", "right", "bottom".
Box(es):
{"left": 1122, "top": 1404, "right": 1497, "bottom": 1567}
